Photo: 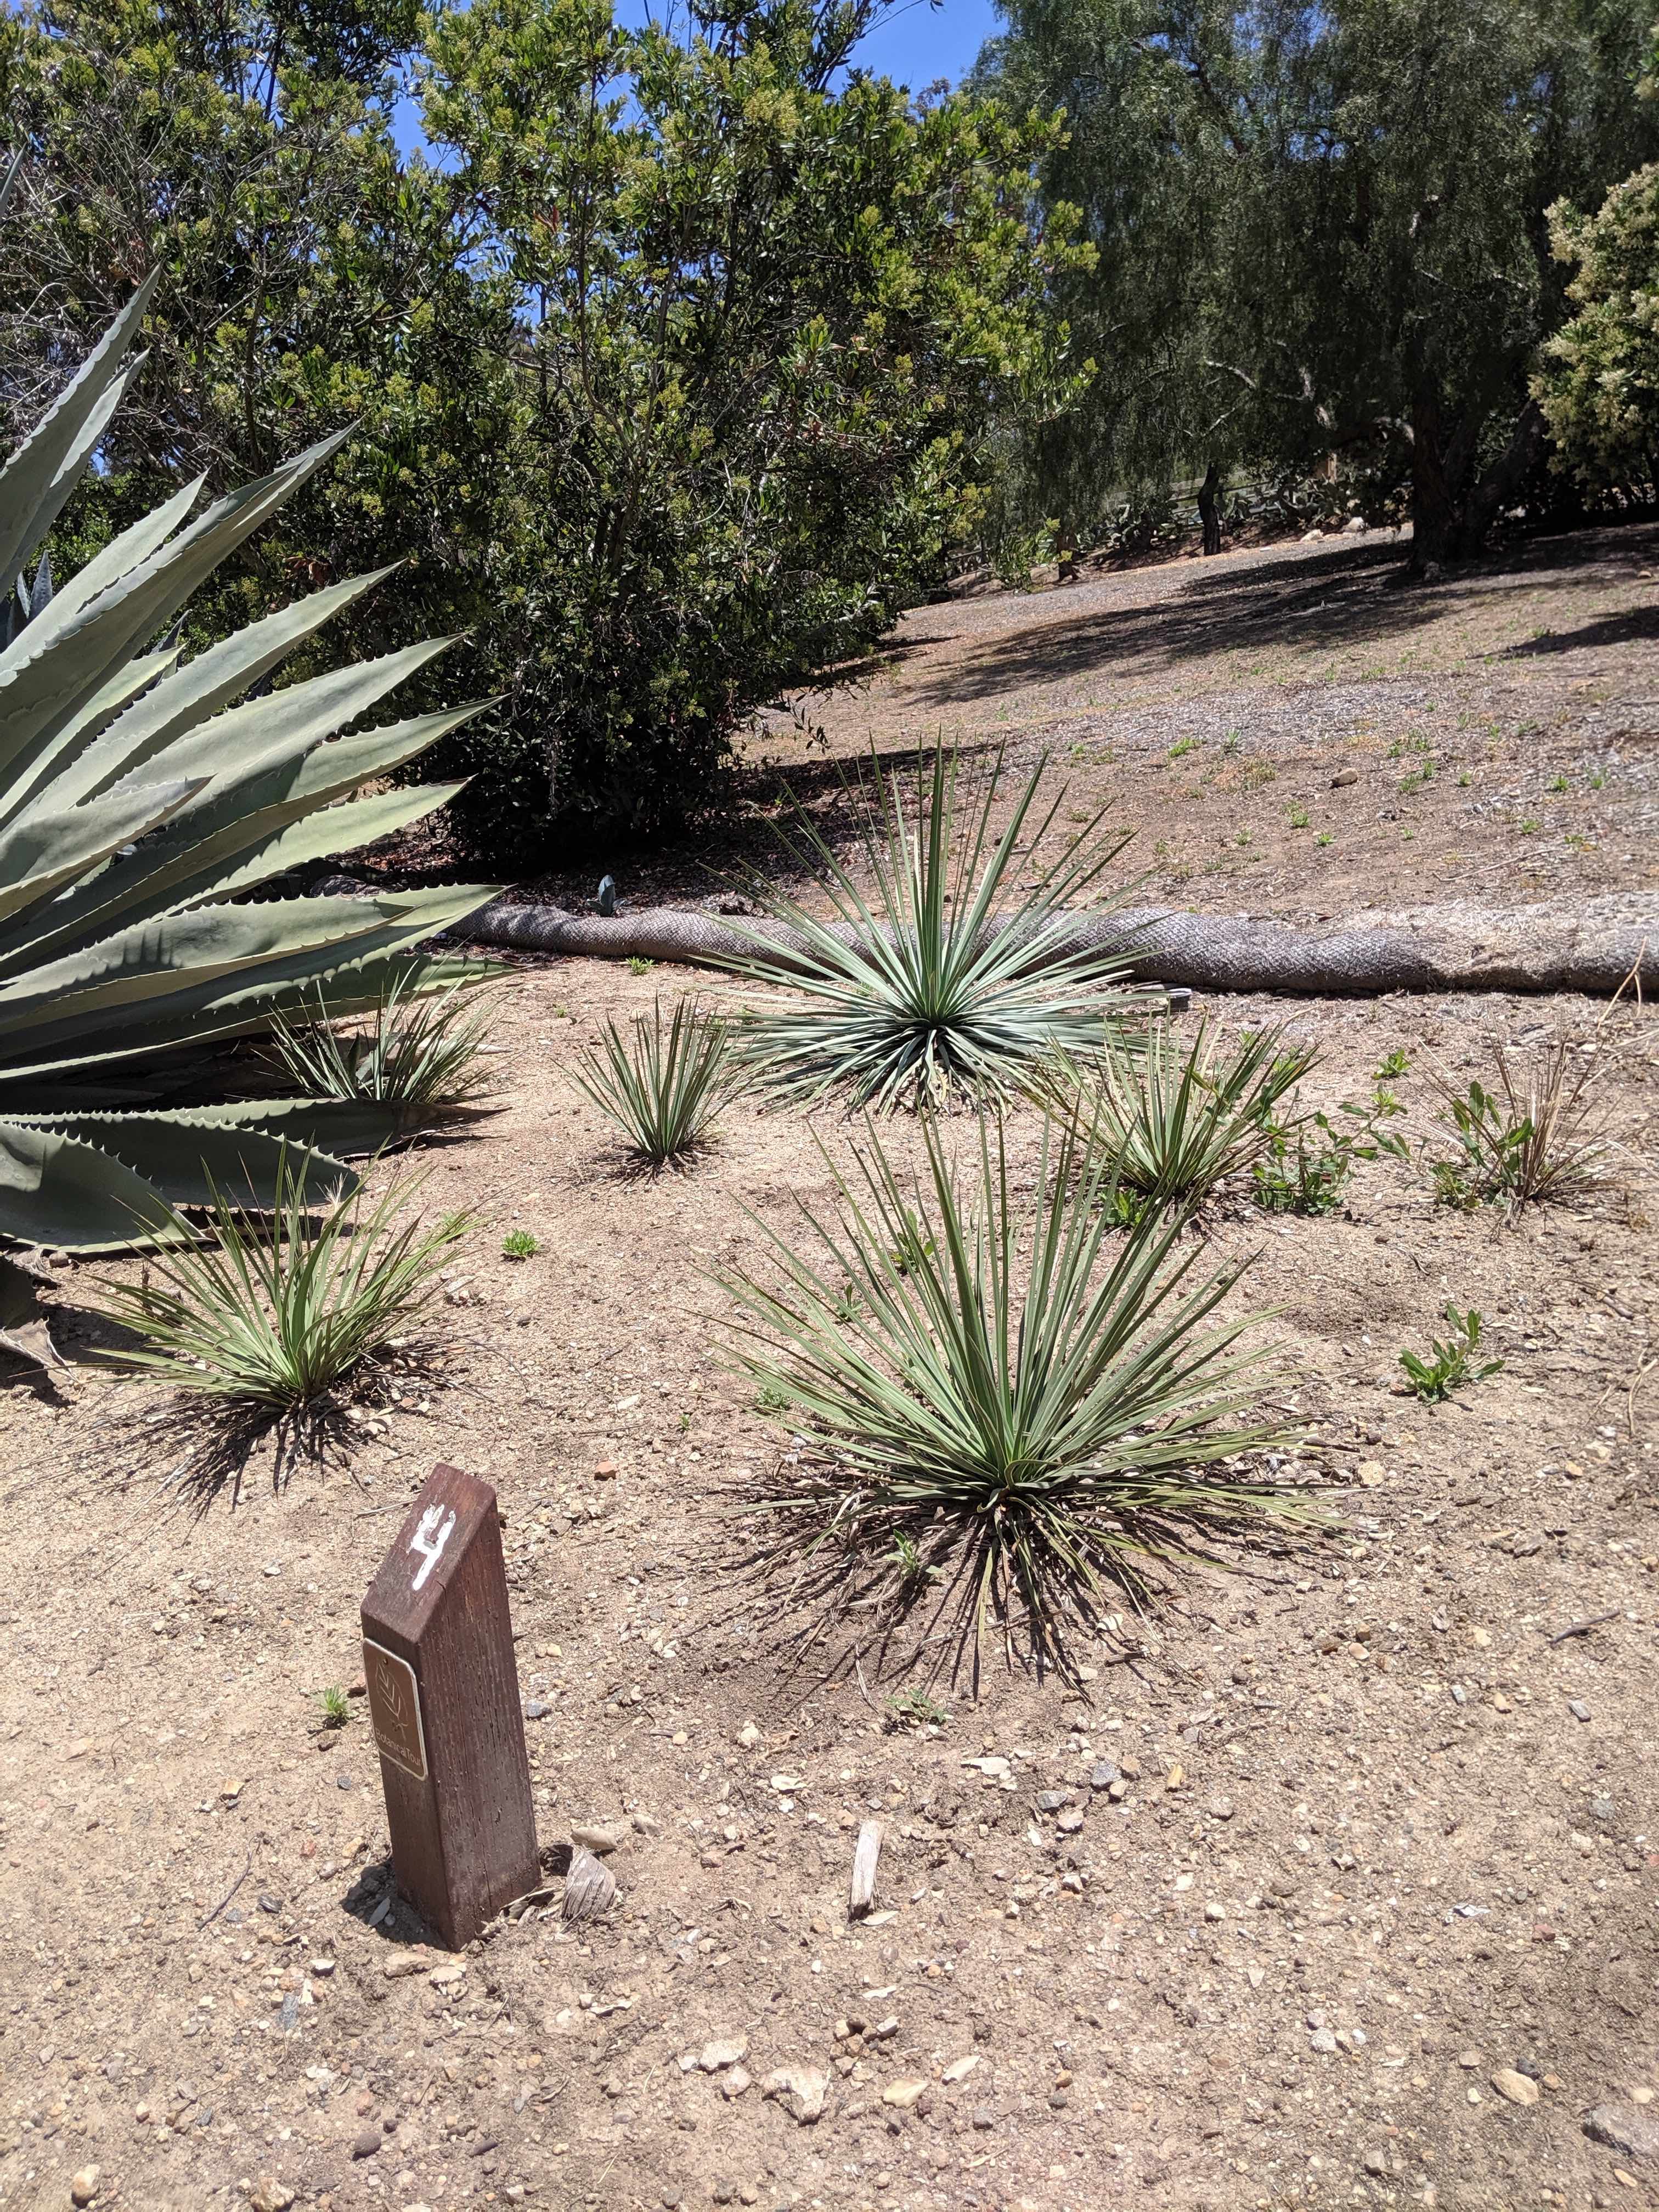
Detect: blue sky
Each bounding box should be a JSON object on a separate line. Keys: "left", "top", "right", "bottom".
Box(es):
{"left": 396, "top": 0, "right": 1001, "bottom": 151}
{"left": 839, "top": 0, "right": 1001, "bottom": 91}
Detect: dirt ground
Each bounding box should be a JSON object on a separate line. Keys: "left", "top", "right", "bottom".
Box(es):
{"left": 2, "top": 526, "right": 1657, "bottom": 2212}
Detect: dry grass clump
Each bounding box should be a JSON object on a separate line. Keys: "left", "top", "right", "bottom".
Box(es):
{"left": 1427, "top": 1039, "right": 1612, "bottom": 1212}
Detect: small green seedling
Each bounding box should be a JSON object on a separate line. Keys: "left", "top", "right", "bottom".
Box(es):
{"left": 755, "top": 1380, "right": 794, "bottom": 1416}
{"left": 1288, "top": 804, "right": 1310, "bottom": 830}
{"left": 321, "top": 1686, "right": 348, "bottom": 1728}
{"left": 889, "top": 1531, "right": 930, "bottom": 1584}
{"left": 1398, "top": 1305, "right": 1503, "bottom": 1403}
{"left": 502, "top": 1228, "right": 540, "bottom": 1260}
{"left": 1374, "top": 1048, "right": 1410, "bottom": 1080}
{"left": 1252, "top": 1087, "right": 1407, "bottom": 1216}
{"left": 625, "top": 956, "right": 655, "bottom": 975}
{"left": 887, "top": 1687, "right": 949, "bottom": 1730}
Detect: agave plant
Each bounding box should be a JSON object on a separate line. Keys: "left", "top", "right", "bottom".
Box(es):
{"left": 0, "top": 183, "right": 494, "bottom": 1354}
{"left": 721, "top": 746, "right": 1141, "bottom": 1110}
{"left": 1052, "top": 1020, "right": 1314, "bottom": 1214}
{"left": 721, "top": 1111, "right": 1310, "bottom": 1688}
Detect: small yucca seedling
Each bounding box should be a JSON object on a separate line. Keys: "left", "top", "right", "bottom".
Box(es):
{"left": 1399, "top": 1305, "right": 1503, "bottom": 1403}
{"left": 721, "top": 1112, "right": 1312, "bottom": 1689}
{"left": 94, "top": 1148, "right": 471, "bottom": 1414}
{"left": 502, "top": 1228, "right": 539, "bottom": 1260}
{"left": 721, "top": 744, "right": 1143, "bottom": 1110}
{"left": 1052, "top": 1020, "right": 1314, "bottom": 1214}
{"left": 1427, "top": 1040, "right": 1610, "bottom": 1213}
{"left": 269, "top": 963, "right": 504, "bottom": 1136}
{"left": 573, "top": 997, "right": 737, "bottom": 1169}
{"left": 321, "top": 1686, "right": 349, "bottom": 1727}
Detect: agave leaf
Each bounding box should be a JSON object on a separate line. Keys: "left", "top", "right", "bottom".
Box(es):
{"left": 0, "top": 269, "right": 160, "bottom": 599}
{"left": 29, "top": 645, "right": 182, "bottom": 778}
{"left": 0, "top": 885, "right": 498, "bottom": 1079}
{"left": 0, "top": 697, "right": 478, "bottom": 965}
{"left": 31, "top": 474, "right": 203, "bottom": 637}
{"left": 107, "top": 633, "right": 460, "bottom": 798}
{"left": 0, "top": 431, "right": 348, "bottom": 786}
{"left": 0, "top": 774, "right": 205, "bottom": 927}
{"left": 13, "top": 1108, "right": 356, "bottom": 1214}
{"left": 0, "top": 1115, "right": 177, "bottom": 1249}
{"left": 180, "top": 781, "right": 471, "bottom": 909}
{"left": 54, "top": 562, "right": 399, "bottom": 806}
{"left": 174, "top": 1096, "right": 405, "bottom": 1155}
{"left": 0, "top": 888, "right": 490, "bottom": 1047}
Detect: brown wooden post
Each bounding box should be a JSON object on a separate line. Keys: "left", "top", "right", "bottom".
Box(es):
{"left": 360, "top": 1462, "right": 539, "bottom": 1949}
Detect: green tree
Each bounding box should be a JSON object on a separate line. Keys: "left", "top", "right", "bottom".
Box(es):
{"left": 418, "top": 0, "right": 1083, "bottom": 852}
{"left": 0, "top": 0, "right": 526, "bottom": 712}
{"left": 1534, "top": 22, "right": 1659, "bottom": 502}
{"left": 2, "top": 0, "right": 1079, "bottom": 861}
{"left": 977, "top": 0, "right": 1659, "bottom": 567}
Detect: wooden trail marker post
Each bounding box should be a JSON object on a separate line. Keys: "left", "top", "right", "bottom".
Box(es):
{"left": 360, "top": 1462, "right": 538, "bottom": 1948}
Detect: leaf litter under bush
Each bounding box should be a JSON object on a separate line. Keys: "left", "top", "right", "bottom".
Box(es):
{"left": 720, "top": 1109, "right": 1318, "bottom": 1690}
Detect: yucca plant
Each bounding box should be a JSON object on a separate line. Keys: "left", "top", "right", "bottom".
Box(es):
{"left": 720, "top": 745, "right": 1142, "bottom": 1110}
{"left": 721, "top": 1111, "right": 1311, "bottom": 1688}
{"left": 268, "top": 962, "right": 504, "bottom": 1136}
{"left": 93, "top": 1147, "right": 471, "bottom": 1412}
{"left": 1426, "top": 1041, "right": 1610, "bottom": 1212}
{"left": 1051, "top": 1020, "right": 1314, "bottom": 1215}
{"left": 573, "top": 996, "right": 738, "bottom": 1169}
{"left": 0, "top": 174, "right": 495, "bottom": 1359}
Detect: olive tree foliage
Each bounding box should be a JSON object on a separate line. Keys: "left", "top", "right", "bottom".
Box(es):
{"left": 416, "top": 0, "right": 1084, "bottom": 853}
{"left": 975, "top": 0, "right": 1659, "bottom": 568}
{"left": 1538, "top": 160, "right": 1659, "bottom": 495}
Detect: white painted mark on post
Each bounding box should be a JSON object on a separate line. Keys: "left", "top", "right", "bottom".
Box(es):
{"left": 409, "top": 1504, "right": 456, "bottom": 1591}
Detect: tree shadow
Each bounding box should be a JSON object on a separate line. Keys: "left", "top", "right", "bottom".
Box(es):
{"left": 1495, "top": 605, "right": 1659, "bottom": 657}
{"left": 900, "top": 524, "right": 1659, "bottom": 710}
{"left": 510, "top": 735, "right": 1011, "bottom": 912}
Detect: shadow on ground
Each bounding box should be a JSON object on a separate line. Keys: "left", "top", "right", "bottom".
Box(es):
{"left": 900, "top": 525, "right": 1659, "bottom": 710}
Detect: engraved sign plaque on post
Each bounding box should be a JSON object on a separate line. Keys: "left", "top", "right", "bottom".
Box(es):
{"left": 360, "top": 1462, "right": 538, "bottom": 1948}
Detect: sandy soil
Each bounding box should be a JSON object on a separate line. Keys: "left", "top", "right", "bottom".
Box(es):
{"left": 2, "top": 526, "right": 1657, "bottom": 2212}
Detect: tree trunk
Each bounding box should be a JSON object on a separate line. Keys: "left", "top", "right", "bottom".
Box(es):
{"left": 1459, "top": 399, "right": 1547, "bottom": 549}
{"left": 1056, "top": 509, "right": 1078, "bottom": 583}
{"left": 1198, "top": 460, "right": 1222, "bottom": 556}
{"left": 1409, "top": 385, "right": 1457, "bottom": 570}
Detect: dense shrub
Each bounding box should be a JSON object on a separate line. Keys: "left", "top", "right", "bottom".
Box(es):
{"left": 1, "top": 0, "right": 1075, "bottom": 861}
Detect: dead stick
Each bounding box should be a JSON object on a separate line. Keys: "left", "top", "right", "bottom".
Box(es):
{"left": 197, "top": 1856, "right": 252, "bottom": 1932}
{"left": 1546, "top": 1610, "right": 1621, "bottom": 1645}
